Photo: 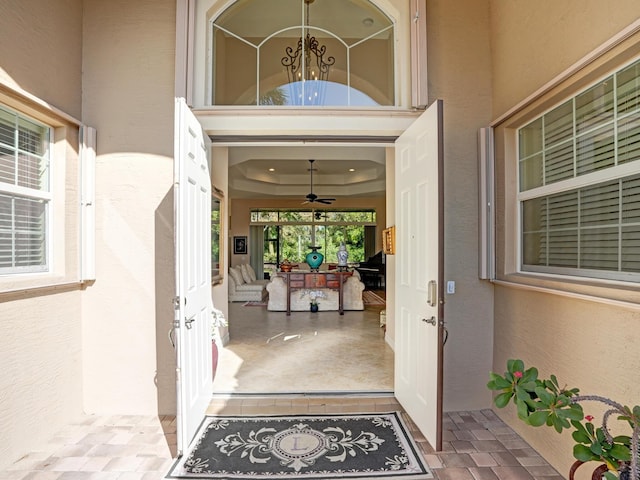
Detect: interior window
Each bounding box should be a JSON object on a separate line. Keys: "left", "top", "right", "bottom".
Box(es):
{"left": 210, "top": 0, "right": 394, "bottom": 107}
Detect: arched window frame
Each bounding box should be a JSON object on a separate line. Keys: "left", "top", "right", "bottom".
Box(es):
{"left": 201, "top": 0, "right": 402, "bottom": 108}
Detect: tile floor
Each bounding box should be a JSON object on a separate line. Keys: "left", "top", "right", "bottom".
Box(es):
{"left": 0, "top": 301, "right": 563, "bottom": 479}
{"left": 213, "top": 301, "right": 393, "bottom": 393}
{"left": 0, "top": 395, "right": 564, "bottom": 479}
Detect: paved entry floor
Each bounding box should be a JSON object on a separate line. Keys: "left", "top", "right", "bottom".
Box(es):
{"left": 0, "top": 396, "right": 564, "bottom": 480}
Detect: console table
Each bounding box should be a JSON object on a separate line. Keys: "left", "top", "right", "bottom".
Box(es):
{"left": 279, "top": 271, "right": 353, "bottom": 315}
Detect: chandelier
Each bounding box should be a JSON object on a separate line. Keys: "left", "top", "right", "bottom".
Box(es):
{"left": 281, "top": 0, "right": 335, "bottom": 103}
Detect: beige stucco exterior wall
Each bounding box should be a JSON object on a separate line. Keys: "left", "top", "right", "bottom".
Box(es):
{"left": 426, "top": 0, "right": 496, "bottom": 411}
{"left": 0, "top": 0, "right": 85, "bottom": 470}
{"left": 489, "top": 0, "right": 640, "bottom": 119}
{"left": 0, "top": 0, "right": 83, "bottom": 118}
{"left": 489, "top": 2, "right": 640, "bottom": 477}
{"left": 80, "top": 0, "right": 178, "bottom": 415}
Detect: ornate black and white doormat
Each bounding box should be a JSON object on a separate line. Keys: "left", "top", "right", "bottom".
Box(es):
{"left": 167, "top": 412, "right": 433, "bottom": 479}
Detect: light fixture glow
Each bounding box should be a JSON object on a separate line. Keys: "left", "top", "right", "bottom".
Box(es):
{"left": 281, "top": 0, "right": 335, "bottom": 105}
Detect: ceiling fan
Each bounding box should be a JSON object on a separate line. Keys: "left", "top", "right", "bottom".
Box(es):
{"left": 303, "top": 159, "right": 336, "bottom": 205}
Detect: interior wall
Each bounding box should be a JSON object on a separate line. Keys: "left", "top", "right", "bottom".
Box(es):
{"left": 81, "top": 0, "right": 178, "bottom": 415}
{"left": 0, "top": 0, "right": 84, "bottom": 470}
{"left": 384, "top": 146, "right": 396, "bottom": 348}
{"left": 211, "top": 146, "right": 230, "bottom": 344}
{"left": 426, "top": 0, "right": 495, "bottom": 411}
{"left": 489, "top": 2, "right": 640, "bottom": 478}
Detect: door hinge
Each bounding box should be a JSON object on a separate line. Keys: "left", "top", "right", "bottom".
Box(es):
{"left": 172, "top": 296, "right": 180, "bottom": 309}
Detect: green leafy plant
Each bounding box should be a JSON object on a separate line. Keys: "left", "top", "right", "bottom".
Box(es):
{"left": 488, "top": 359, "right": 639, "bottom": 480}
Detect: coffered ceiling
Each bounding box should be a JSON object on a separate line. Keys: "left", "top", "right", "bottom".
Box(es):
{"left": 227, "top": 145, "right": 386, "bottom": 200}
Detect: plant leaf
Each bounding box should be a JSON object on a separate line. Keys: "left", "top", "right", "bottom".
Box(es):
{"left": 609, "top": 444, "right": 631, "bottom": 461}
{"left": 573, "top": 444, "right": 597, "bottom": 462}
{"left": 528, "top": 410, "right": 548, "bottom": 427}
{"left": 590, "top": 441, "right": 603, "bottom": 456}
{"left": 487, "top": 374, "right": 511, "bottom": 390}
{"left": 559, "top": 406, "right": 584, "bottom": 421}
{"left": 572, "top": 429, "right": 590, "bottom": 444}
{"left": 534, "top": 387, "right": 554, "bottom": 406}
{"left": 494, "top": 391, "right": 512, "bottom": 408}
{"left": 521, "top": 367, "right": 538, "bottom": 383}
{"left": 516, "top": 399, "right": 529, "bottom": 420}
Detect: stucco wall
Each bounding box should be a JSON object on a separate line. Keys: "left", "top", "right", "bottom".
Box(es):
{"left": 426, "top": 0, "right": 496, "bottom": 411}
{"left": 0, "top": 0, "right": 83, "bottom": 118}
{"left": 81, "top": 0, "right": 177, "bottom": 415}
{"left": 489, "top": 0, "right": 640, "bottom": 119}
{"left": 489, "top": 1, "right": 640, "bottom": 477}
{"left": 0, "top": 0, "right": 84, "bottom": 470}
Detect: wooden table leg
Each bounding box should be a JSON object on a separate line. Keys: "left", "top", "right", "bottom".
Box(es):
{"left": 286, "top": 273, "right": 291, "bottom": 316}
{"left": 338, "top": 274, "right": 344, "bottom": 315}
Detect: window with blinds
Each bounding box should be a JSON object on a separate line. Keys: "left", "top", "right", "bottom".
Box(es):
{"left": 518, "top": 57, "right": 640, "bottom": 281}
{"left": 0, "top": 106, "right": 50, "bottom": 273}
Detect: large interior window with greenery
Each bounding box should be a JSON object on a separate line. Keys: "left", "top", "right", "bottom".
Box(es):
{"left": 0, "top": 106, "right": 50, "bottom": 274}
{"left": 210, "top": 0, "right": 394, "bottom": 106}
{"left": 251, "top": 209, "right": 376, "bottom": 270}
{"left": 518, "top": 56, "right": 640, "bottom": 282}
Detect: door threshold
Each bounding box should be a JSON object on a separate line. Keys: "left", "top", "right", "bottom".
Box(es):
{"left": 212, "top": 390, "right": 394, "bottom": 399}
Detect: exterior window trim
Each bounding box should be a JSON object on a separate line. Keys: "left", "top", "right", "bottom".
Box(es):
{"left": 492, "top": 22, "right": 640, "bottom": 306}
{"left": 0, "top": 80, "right": 89, "bottom": 296}
{"left": 513, "top": 55, "right": 640, "bottom": 283}
{"left": 0, "top": 105, "right": 53, "bottom": 275}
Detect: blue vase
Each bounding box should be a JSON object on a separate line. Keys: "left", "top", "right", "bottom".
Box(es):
{"left": 305, "top": 246, "right": 324, "bottom": 271}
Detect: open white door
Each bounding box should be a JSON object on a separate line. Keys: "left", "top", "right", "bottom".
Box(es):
{"left": 174, "top": 97, "right": 213, "bottom": 455}
{"left": 394, "top": 99, "right": 444, "bottom": 450}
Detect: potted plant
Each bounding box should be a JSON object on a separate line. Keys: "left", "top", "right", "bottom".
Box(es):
{"left": 488, "top": 359, "right": 639, "bottom": 480}
{"left": 300, "top": 289, "right": 326, "bottom": 312}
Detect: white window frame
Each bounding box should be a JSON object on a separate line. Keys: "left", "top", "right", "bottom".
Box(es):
{"left": 187, "top": 0, "right": 416, "bottom": 109}
{"left": 515, "top": 56, "right": 640, "bottom": 284}
{"left": 0, "top": 83, "right": 91, "bottom": 295}
{"left": 206, "top": 1, "right": 395, "bottom": 107}
{"left": 0, "top": 105, "right": 53, "bottom": 275}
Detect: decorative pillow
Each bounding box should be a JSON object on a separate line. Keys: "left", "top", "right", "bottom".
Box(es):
{"left": 229, "top": 267, "right": 245, "bottom": 286}
{"left": 240, "top": 264, "right": 253, "bottom": 284}
{"left": 246, "top": 264, "right": 257, "bottom": 282}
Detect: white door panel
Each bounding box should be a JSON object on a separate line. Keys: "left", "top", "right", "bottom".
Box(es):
{"left": 394, "top": 99, "right": 444, "bottom": 450}
{"left": 174, "top": 97, "right": 213, "bottom": 455}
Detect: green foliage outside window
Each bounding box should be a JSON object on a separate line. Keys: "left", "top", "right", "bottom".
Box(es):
{"left": 255, "top": 209, "right": 375, "bottom": 266}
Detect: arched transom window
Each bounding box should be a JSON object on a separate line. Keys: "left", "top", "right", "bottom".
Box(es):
{"left": 210, "top": 0, "right": 395, "bottom": 107}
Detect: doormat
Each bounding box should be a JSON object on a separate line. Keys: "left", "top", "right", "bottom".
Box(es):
{"left": 243, "top": 301, "right": 267, "bottom": 306}
{"left": 363, "top": 291, "right": 386, "bottom": 306}
{"left": 167, "top": 412, "right": 432, "bottom": 479}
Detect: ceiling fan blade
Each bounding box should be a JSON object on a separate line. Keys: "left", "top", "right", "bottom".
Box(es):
{"left": 317, "top": 199, "right": 333, "bottom": 204}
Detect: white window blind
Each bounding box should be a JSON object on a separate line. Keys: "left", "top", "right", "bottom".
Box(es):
{"left": 518, "top": 57, "right": 640, "bottom": 281}
{"left": 0, "top": 106, "right": 50, "bottom": 273}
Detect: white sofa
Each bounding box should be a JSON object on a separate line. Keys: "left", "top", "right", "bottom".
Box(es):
{"left": 266, "top": 271, "right": 364, "bottom": 311}
{"left": 228, "top": 264, "right": 269, "bottom": 302}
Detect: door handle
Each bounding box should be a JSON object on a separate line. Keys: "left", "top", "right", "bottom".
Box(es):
{"left": 185, "top": 316, "right": 196, "bottom": 329}
{"left": 422, "top": 316, "right": 436, "bottom": 326}
{"left": 427, "top": 280, "right": 437, "bottom": 307}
